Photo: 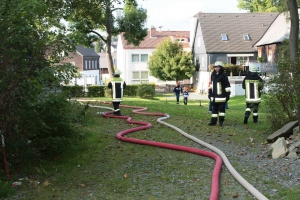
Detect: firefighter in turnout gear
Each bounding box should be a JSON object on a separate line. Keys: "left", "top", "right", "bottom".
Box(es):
{"left": 208, "top": 61, "right": 231, "bottom": 127}
{"left": 108, "top": 70, "right": 126, "bottom": 116}
{"left": 242, "top": 63, "right": 264, "bottom": 124}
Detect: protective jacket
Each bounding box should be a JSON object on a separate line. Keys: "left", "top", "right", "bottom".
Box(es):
{"left": 242, "top": 72, "right": 264, "bottom": 103}
{"left": 108, "top": 77, "right": 126, "bottom": 102}
{"left": 209, "top": 70, "right": 231, "bottom": 103}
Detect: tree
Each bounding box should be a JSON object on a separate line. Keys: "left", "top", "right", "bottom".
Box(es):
{"left": 64, "top": 0, "right": 148, "bottom": 78}
{"left": 148, "top": 38, "right": 196, "bottom": 82}
{"left": 287, "top": 0, "right": 299, "bottom": 62}
{"left": 0, "top": 0, "right": 79, "bottom": 157}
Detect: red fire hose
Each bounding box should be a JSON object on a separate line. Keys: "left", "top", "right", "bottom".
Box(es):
{"left": 101, "top": 105, "right": 222, "bottom": 200}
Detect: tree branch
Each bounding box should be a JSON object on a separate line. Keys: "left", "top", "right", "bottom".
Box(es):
{"left": 90, "top": 30, "right": 107, "bottom": 43}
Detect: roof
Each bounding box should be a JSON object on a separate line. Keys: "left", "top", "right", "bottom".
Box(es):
{"left": 76, "top": 46, "right": 99, "bottom": 57}
{"left": 196, "top": 12, "right": 279, "bottom": 53}
{"left": 120, "top": 28, "right": 190, "bottom": 49}
{"left": 254, "top": 9, "right": 300, "bottom": 46}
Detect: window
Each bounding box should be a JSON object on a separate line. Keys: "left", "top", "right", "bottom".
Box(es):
{"left": 132, "top": 54, "right": 139, "bottom": 62}
{"left": 221, "top": 34, "right": 228, "bottom": 41}
{"left": 132, "top": 71, "right": 149, "bottom": 84}
{"left": 92, "top": 61, "right": 94, "bottom": 69}
{"left": 237, "top": 57, "right": 248, "bottom": 66}
{"left": 95, "top": 61, "right": 98, "bottom": 69}
{"left": 243, "top": 34, "right": 250, "bottom": 41}
{"left": 85, "top": 61, "right": 88, "bottom": 69}
{"left": 141, "top": 54, "right": 148, "bottom": 62}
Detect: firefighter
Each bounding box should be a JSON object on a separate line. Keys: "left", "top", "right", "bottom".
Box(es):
{"left": 108, "top": 70, "right": 126, "bottom": 116}
{"left": 242, "top": 63, "right": 264, "bottom": 124}
{"left": 208, "top": 61, "right": 231, "bottom": 127}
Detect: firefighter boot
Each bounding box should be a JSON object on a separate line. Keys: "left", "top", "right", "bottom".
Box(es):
{"left": 208, "top": 117, "right": 217, "bottom": 126}
{"left": 253, "top": 116, "right": 258, "bottom": 123}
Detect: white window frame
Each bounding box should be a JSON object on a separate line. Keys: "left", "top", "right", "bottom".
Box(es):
{"left": 243, "top": 34, "right": 250, "bottom": 41}
{"left": 237, "top": 57, "right": 249, "bottom": 66}
{"left": 141, "top": 54, "right": 148, "bottom": 62}
{"left": 132, "top": 54, "right": 139, "bottom": 62}
{"left": 221, "top": 34, "right": 228, "bottom": 41}
{"left": 132, "top": 71, "right": 149, "bottom": 83}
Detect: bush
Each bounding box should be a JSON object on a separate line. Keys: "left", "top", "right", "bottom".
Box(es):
{"left": 87, "top": 85, "right": 106, "bottom": 97}
{"left": 124, "top": 85, "right": 138, "bottom": 96}
{"left": 262, "top": 58, "right": 300, "bottom": 131}
{"left": 62, "top": 85, "right": 85, "bottom": 97}
{"left": 137, "top": 83, "right": 155, "bottom": 99}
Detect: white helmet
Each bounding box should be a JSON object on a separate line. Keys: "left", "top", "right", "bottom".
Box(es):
{"left": 214, "top": 61, "right": 223, "bottom": 68}
{"left": 249, "top": 63, "right": 259, "bottom": 73}
{"left": 114, "top": 70, "right": 121, "bottom": 75}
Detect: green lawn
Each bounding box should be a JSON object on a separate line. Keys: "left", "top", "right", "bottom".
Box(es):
{"left": 3, "top": 94, "right": 299, "bottom": 200}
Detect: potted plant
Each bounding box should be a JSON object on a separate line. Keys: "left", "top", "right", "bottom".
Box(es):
{"left": 257, "top": 57, "right": 264, "bottom": 63}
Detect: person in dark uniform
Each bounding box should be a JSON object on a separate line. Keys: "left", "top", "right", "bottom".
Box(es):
{"left": 173, "top": 81, "right": 183, "bottom": 104}
{"left": 107, "top": 70, "right": 126, "bottom": 116}
{"left": 242, "top": 63, "right": 264, "bottom": 124}
{"left": 208, "top": 61, "right": 231, "bottom": 127}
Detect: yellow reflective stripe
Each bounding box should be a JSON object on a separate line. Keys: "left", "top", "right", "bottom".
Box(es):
{"left": 225, "top": 87, "right": 231, "bottom": 92}
{"left": 212, "top": 114, "right": 218, "bottom": 118}
{"left": 253, "top": 113, "right": 258, "bottom": 116}
{"left": 217, "top": 82, "right": 222, "bottom": 95}
{"left": 246, "top": 108, "right": 251, "bottom": 111}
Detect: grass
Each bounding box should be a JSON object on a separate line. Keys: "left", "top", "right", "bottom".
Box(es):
{"left": 2, "top": 94, "right": 299, "bottom": 199}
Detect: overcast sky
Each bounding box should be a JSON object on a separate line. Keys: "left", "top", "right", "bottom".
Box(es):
{"left": 136, "top": 0, "right": 247, "bottom": 31}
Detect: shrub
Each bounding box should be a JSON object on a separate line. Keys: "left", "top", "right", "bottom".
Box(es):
{"left": 87, "top": 85, "right": 106, "bottom": 97}
{"left": 137, "top": 83, "right": 155, "bottom": 99}
{"left": 262, "top": 58, "right": 300, "bottom": 131}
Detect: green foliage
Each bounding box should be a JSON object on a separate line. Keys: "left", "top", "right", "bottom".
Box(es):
{"left": 237, "top": 0, "right": 290, "bottom": 12}
{"left": 0, "top": 179, "right": 15, "bottom": 198}
{"left": 65, "top": 0, "right": 148, "bottom": 77}
{"left": 26, "top": 94, "right": 83, "bottom": 157}
{"left": 262, "top": 57, "right": 300, "bottom": 131}
{"left": 0, "top": 0, "right": 81, "bottom": 170}
{"left": 124, "top": 85, "right": 138, "bottom": 96}
{"left": 116, "top": 1, "right": 148, "bottom": 46}
{"left": 62, "top": 85, "right": 85, "bottom": 97}
{"left": 87, "top": 85, "right": 106, "bottom": 97}
{"left": 137, "top": 84, "right": 155, "bottom": 99}
{"left": 148, "top": 38, "right": 196, "bottom": 82}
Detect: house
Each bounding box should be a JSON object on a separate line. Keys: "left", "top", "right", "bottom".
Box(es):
{"left": 63, "top": 45, "right": 101, "bottom": 87}
{"left": 190, "top": 12, "right": 279, "bottom": 95}
{"left": 117, "top": 27, "right": 190, "bottom": 85}
{"left": 254, "top": 9, "right": 300, "bottom": 74}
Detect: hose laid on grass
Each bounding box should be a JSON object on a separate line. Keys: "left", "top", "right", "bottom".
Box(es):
{"left": 85, "top": 102, "right": 268, "bottom": 200}
{"left": 121, "top": 105, "right": 268, "bottom": 200}
{"left": 89, "top": 103, "right": 222, "bottom": 200}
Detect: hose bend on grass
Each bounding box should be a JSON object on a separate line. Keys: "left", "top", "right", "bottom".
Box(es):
{"left": 89, "top": 104, "right": 222, "bottom": 200}
{"left": 86, "top": 102, "right": 268, "bottom": 200}
{"left": 122, "top": 105, "right": 268, "bottom": 200}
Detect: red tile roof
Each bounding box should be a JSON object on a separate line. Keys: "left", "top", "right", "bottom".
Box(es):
{"left": 120, "top": 28, "right": 190, "bottom": 49}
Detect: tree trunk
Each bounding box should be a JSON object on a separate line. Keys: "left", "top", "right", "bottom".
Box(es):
{"left": 105, "top": 4, "right": 115, "bottom": 79}
{"left": 287, "top": 0, "right": 299, "bottom": 62}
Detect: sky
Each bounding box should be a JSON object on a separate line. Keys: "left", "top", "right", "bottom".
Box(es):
{"left": 136, "top": 0, "right": 248, "bottom": 31}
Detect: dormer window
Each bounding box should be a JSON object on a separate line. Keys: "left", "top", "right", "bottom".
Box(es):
{"left": 221, "top": 34, "right": 228, "bottom": 41}
{"left": 243, "top": 34, "right": 250, "bottom": 41}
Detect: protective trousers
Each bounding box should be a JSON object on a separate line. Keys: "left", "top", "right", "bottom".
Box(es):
{"left": 210, "top": 102, "right": 226, "bottom": 126}
{"left": 112, "top": 102, "right": 121, "bottom": 115}
{"left": 244, "top": 103, "right": 259, "bottom": 123}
